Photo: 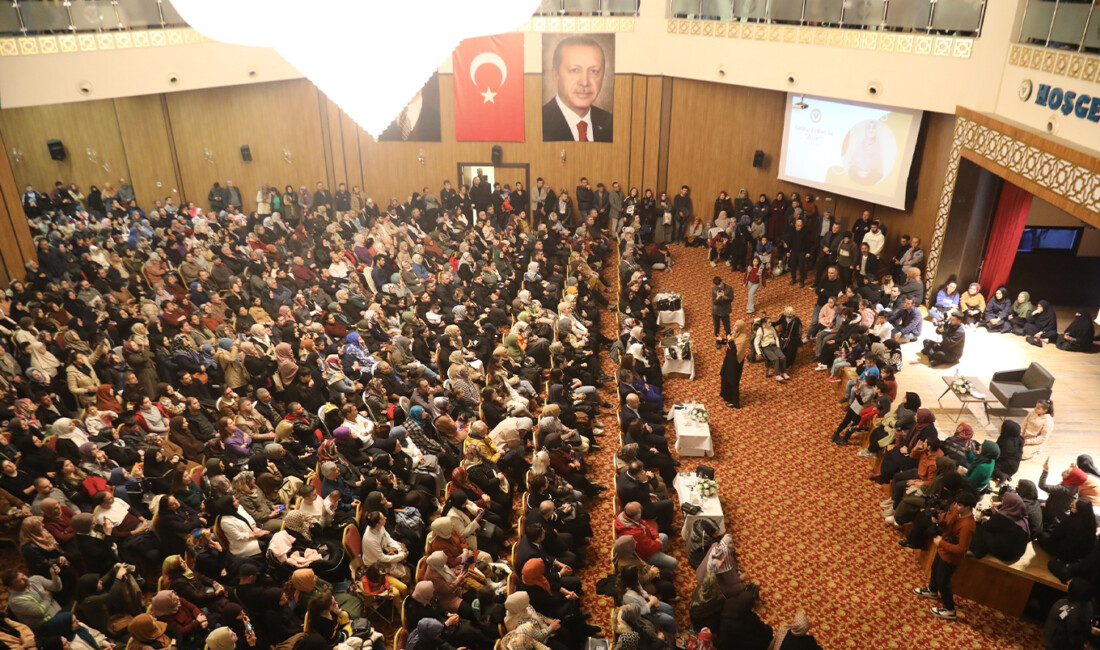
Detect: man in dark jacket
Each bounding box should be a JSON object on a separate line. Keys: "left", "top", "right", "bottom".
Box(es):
{"left": 787, "top": 218, "right": 813, "bottom": 287}
{"left": 469, "top": 174, "right": 492, "bottom": 213}
{"left": 815, "top": 222, "right": 844, "bottom": 284}
{"left": 711, "top": 276, "right": 734, "bottom": 346}
{"left": 575, "top": 177, "right": 594, "bottom": 216}
{"left": 813, "top": 265, "right": 844, "bottom": 328}
{"left": 921, "top": 312, "right": 965, "bottom": 367}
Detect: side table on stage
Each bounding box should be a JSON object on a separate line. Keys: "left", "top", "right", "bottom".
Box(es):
{"left": 673, "top": 472, "right": 725, "bottom": 541}
{"left": 937, "top": 375, "right": 998, "bottom": 423}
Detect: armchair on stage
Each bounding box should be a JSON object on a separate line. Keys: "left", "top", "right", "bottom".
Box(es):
{"left": 989, "top": 362, "right": 1055, "bottom": 412}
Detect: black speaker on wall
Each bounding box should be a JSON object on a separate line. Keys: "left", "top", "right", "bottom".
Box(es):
{"left": 491, "top": 145, "right": 502, "bottom": 165}
{"left": 240, "top": 145, "right": 252, "bottom": 162}
{"left": 752, "top": 150, "right": 765, "bottom": 168}
{"left": 47, "top": 139, "right": 66, "bottom": 161}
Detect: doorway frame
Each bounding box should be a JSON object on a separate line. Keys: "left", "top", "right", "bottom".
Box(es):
{"left": 457, "top": 161, "right": 531, "bottom": 207}
{"left": 926, "top": 107, "right": 1100, "bottom": 291}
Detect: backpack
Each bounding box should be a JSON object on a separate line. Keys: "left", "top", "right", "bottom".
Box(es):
{"left": 394, "top": 508, "right": 424, "bottom": 540}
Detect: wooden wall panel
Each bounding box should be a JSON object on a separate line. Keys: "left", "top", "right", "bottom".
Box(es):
{"left": 324, "top": 97, "right": 346, "bottom": 188}
{"left": 356, "top": 74, "right": 634, "bottom": 205}
{"left": 339, "top": 110, "right": 364, "bottom": 194}
{"left": 0, "top": 128, "right": 35, "bottom": 284}
{"left": 666, "top": 78, "right": 952, "bottom": 246}
{"left": 113, "top": 95, "right": 180, "bottom": 211}
{"left": 643, "top": 77, "right": 663, "bottom": 193}
{"left": 0, "top": 99, "right": 130, "bottom": 200}
{"left": 164, "top": 79, "right": 327, "bottom": 214}
{"left": 629, "top": 77, "right": 647, "bottom": 191}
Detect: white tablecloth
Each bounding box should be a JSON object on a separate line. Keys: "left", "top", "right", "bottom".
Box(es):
{"left": 655, "top": 293, "right": 685, "bottom": 328}
{"left": 672, "top": 472, "right": 725, "bottom": 541}
{"left": 673, "top": 405, "right": 713, "bottom": 457}
{"left": 662, "top": 347, "right": 695, "bottom": 379}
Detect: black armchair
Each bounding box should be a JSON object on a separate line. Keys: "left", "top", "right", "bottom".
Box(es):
{"left": 989, "top": 362, "right": 1054, "bottom": 410}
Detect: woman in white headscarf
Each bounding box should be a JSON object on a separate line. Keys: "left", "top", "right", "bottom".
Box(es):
{"left": 29, "top": 341, "right": 61, "bottom": 378}
{"left": 767, "top": 610, "right": 815, "bottom": 650}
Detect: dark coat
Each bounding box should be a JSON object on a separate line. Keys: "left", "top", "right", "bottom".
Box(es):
{"left": 541, "top": 99, "right": 613, "bottom": 142}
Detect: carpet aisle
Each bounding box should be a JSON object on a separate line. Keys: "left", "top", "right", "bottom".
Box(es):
{"left": 579, "top": 244, "right": 1045, "bottom": 649}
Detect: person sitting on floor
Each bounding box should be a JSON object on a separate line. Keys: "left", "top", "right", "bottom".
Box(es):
{"left": 920, "top": 312, "right": 964, "bottom": 367}
{"left": 1055, "top": 310, "right": 1096, "bottom": 352}
{"left": 1022, "top": 299, "right": 1059, "bottom": 347}
{"left": 978, "top": 287, "right": 1012, "bottom": 333}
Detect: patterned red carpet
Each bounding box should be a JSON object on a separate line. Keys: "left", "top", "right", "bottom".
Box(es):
{"left": 578, "top": 244, "right": 1045, "bottom": 649}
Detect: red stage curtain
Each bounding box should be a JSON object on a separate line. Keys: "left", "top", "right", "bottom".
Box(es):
{"left": 979, "top": 181, "right": 1032, "bottom": 293}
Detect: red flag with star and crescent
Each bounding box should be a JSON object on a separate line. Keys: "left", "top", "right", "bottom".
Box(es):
{"left": 453, "top": 34, "right": 525, "bottom": 141}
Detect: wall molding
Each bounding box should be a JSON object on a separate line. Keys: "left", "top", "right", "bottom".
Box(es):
{"left": 0, "top": 28, "right": 206, "bottom": 57}
{"left": 521, "top": 16, "right": 635, "bottom": 32}
{"left": 1007, "top": 44, "right": 1100, "bottom": 83}
{"left": 928, "top": 107, "right": 1100, "bottom": 288}
{"left": 665, "top": 20, "right": 972, "bottom": 59}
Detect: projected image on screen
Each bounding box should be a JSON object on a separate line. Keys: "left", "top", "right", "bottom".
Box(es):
{"left": 778, "top": 95, "right": 923, "bottom": 210}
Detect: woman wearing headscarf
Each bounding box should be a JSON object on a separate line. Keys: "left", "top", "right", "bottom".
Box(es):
{"left": 969, "top": 492, "right": 1031, "bottom": 563}
{"left": 1007, "top": 290, "right": 1034, "bottom": 335}
{"left": 150, "top": 589, "right": 207, "bottom": 646}
{"left": 449, "top": 466, "right": 508, "bottom": 526}
{"left": 979, "top": 287, "right": 1013, "bottom": 333}
{"left": 40, "top": 610, "right": 111, "bottom": 650}
{"left": 1038, "top": 499, "right": 1097, "bottom": 563}
{"left": 961, "top": 440, "right": 1000, "bottom": 491}
{"left": 870, "top": 408, "right": 937, "bottom": 484}
{"left": 406, "top": 618, "right": 451, "bottom": 650}
{"left": 697, "top": 534, "right": 756, "bottom": 612}
{"left": 503, "top": 591, "right": 564, "bottom": 649}
{"left": 162, "top": 553, "right": 230, "bottom": 614}
{"left": 19, "top": 516, "right": 76, "bottom": 599}
{"left": 941, "top": 422, "right": 979, "bottom": 469}
{"left": 168, "top": 415, "right": 206, "bottom": 463}
{"left": 288, "top": 567, "right": 362, "bottom": 621}
{"left": 685, "top": 518, "right": 722, "bottom": 571}
{"left": 1055, "top": 309, "right": 1096, "bottom": 351}
{"left": 719, "top": 320, "right": 750, "bottom": 408}
{"left": 520, "top": 558, "right": 598, "bottom": 641}
{"left": 1023, "top": 299, "right": 1059, "bottom": 347}
{"left": 29, "top": 341, "right": 62, "bottom": 379}
{"left": 992, "top": 420, "right": 1024, "bottom": 483}
{"left": 13, "top": 433, "right": 59, "bottom": 478}
{"left": 402, "top": 580, "right": 491, "bottom": 650}
{"left": 767, "top": 610, "right": 820, "bottom": 649}
{"left": 127, "top": 613, "right": 172, "bottom": 650}
{"left": 268, "top": 510, "right": 342, "bottom": 582}
{"left": 443, "top": 488, "right": 504, "bottom": 559}
{"left": 233, "top": 470, "right": 284, "bottom": 532}
{"left": 958, "top": 282, "right": 986, "bottom": 325}
{"left": 274, "top": 342, "right": 299, "bottom": 391}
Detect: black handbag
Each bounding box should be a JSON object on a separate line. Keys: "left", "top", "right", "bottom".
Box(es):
{"left": 696, "top": 465, "right": 715, "bottom": 480}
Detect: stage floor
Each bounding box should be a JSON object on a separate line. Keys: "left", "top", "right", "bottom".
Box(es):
{"left": 893, "top": 308, "right": 1098, "bottom": 485}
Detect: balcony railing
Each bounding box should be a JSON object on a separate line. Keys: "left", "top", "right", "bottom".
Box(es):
{"left": 1019, "top": 0, "right": 1100, "bottom": 54}
{"left": 534, "top": 0, "right": 642, "bottom": 15}
{"left": 668, "top": 0, "right": 986, "bottom": 37}
{"left": 2, "top": 0, "right": 188, "bottom": 36}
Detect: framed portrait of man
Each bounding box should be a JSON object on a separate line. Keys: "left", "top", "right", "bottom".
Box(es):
{"left": 541, "top": 33, "right": 615, "bottom": 142}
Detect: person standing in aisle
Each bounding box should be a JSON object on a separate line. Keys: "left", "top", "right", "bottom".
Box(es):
{"left": 720, "top": 321, "right": 750, "bottom": 409}
{"left": 912, "top": 490, "right": 978, "bottom": 620}
{"left": 712, "top": 276, "right": 734, "bottom": 349}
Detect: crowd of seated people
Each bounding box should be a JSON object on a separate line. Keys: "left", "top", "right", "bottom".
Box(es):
{"left": 7, "top": 172, "right": 651, "bottom": 650}
{"left": 607, "top": 191, "right": 826, "bottom": 650}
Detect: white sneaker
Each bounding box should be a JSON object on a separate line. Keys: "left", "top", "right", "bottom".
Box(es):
{"left": 879, "top": 498, "right": 893, "bottom": 508}
{"left": 814, "top": 363, "right": 828, "bottom": 371}
{"left": 885, "top": 515, "right": 899, "bottom": 528}
{"left": 858, "top": 449, "right": 876, "bottom": 458}
{"left": 710, "top": 261, "right": 716, "bottom": 267}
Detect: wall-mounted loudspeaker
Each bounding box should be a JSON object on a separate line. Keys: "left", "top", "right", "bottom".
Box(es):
{"left": 752, "top": 150, "right": 764, "bottom": 168}
{"left": 491, "top": 145, "right": 502, "bottom": 165}
{"left": 47, "top": 139, "right": 66, "bottom": 161}
{"left": 240, "top": 145, "right": 252, "bottom": 162}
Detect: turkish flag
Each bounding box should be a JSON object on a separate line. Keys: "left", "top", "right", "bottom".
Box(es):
{"left": 453, "top": 34, "right": 524, "bottom": 142}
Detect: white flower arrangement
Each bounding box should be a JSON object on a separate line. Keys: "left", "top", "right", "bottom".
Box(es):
{"left": 676, "top": 332, "right": 692, "bottom": 353}
{"left": 696, "top": 478, "right": 719, "bottom": 498}
{"left": 950, "top": 378, "right": 973, "bottom": 394}
{"left": 686, "top": 404, "right": 709, "bottom": 424}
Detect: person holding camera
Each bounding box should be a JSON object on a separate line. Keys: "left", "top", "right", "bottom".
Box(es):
{"left": 912, "top": 490, "right": 978, "bottom": 621}
{"left": 3, "top": 564, "right": 64, "bottom": 629}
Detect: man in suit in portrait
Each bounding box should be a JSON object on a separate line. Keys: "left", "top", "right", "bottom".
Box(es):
{"left": 542, "top": 36, "right": 613, "bottom": 142}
